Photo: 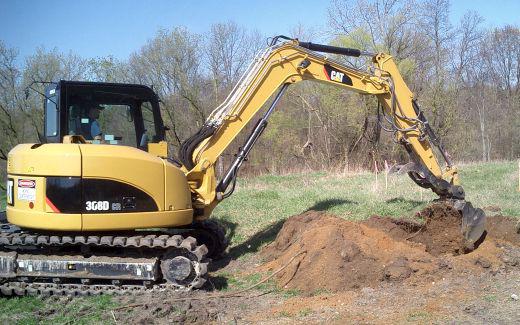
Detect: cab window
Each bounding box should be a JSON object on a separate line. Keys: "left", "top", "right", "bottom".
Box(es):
{"left": 141, "top": 101, "right": 159, "bottom": 142}
{"left": 62, "top": 83, "right": 163, "bottom": 149}
{"left": 45, "top": 89, "right": 58, "bottom": 137}
{"left": 67, "top": 104, "right": 137, "bottom": 147}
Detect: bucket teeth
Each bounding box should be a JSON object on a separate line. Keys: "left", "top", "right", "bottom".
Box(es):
{"left": 453, "top": 200, "right": 487, "bottom": 250}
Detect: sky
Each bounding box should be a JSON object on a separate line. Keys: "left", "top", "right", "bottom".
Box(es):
{"left": 1, "top": 0, "right": 519, "bottom": 65}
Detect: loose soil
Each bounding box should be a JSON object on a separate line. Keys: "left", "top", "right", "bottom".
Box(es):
{"left": 31, "top": 203, "right": 520, "bottom": 323}
{"left": 261, "top": 202, "right": 518, "bottom": 295}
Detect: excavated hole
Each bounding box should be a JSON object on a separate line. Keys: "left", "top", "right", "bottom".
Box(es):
{"left": 260, "top": 202, "right": 519, "bottom": 295}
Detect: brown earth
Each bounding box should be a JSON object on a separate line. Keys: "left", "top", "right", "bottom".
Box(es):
{"left": 260, "top": 202, "right": 519, "bottom": 295}
{"left": 75, "top": 203, "right": 519, "bottom": 324}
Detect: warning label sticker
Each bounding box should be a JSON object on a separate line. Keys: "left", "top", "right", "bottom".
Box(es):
{"left": 18, "top": 179, "right": 36, "bottom": 201}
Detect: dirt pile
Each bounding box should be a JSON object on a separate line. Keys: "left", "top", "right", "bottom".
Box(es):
{"left": 365, "top": 203, "right": 466, "bottom": 256}
{"left": 261, "top": 203, "right": 520, "bottom": 295}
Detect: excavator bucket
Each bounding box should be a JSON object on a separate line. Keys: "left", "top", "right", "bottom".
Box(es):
{"left": 392, "top": 162, "right": 487, "bottom": 249}
{"left": 453, "top": 200, "right": 487, "bottom": 250}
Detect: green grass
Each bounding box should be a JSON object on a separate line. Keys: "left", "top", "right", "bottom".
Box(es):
{"left": 483, "top": 294, "right": 498, "bottom": 302}
{"left": 212, "top": 160, "right": 520, "bottom": 255}
{"left": 212, "top": 270, "right": 278, "bottom": 293}
{"left": 0, "top": 296, "right": 43, "bottom": 324}
{"left": 0, "top": 295, "right": 117, "bottom": 324}
{"left": 406, "top": 310, "right": 432, "bottom": 322}
{"left": 309, "top": 288, "right": 332, "bottom": 296}
{"left": 298, "top": 307, "right": 312, "bottom": 317}
{"left": 0, "top": 160, "right": 518, "bottom": 320}
{"left": 458, "top": 161, "right": 519, "bottom": 216}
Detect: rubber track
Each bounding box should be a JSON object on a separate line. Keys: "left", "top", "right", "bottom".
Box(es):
{"left": 190, "top": 219, "right": 229, "bottom": 258}
{"left": 0, "top": 231, "right": 209, "bottom": 296}
{"left": 0, "top": 281, "right": 182, "bottom": 297}
{"left": 0, "top": 232, "right": 198, "bottom": 250}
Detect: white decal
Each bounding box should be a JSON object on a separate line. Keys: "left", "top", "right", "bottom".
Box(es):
{"left": 85, "top": 201, "right": 110, "bottom": 211}
{"left": 330, "top": 70, "right": 345, "bottom": 82}
{"left": 18, "top": 179, "right": 36, "bottom": 201}
{"left": 6, "top": 180, "right": 13, "bottom": 205}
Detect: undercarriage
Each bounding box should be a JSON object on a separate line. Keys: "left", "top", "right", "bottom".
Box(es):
{"left": 0, "top": 219, "right": 228, "bottom": 296}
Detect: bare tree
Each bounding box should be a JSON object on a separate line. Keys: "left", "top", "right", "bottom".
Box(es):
{"left": 127, "top": 27, "right": 206, "bottom": 149}
{"left": 0, "top": 41, "right": 22, "bottom": 163}
{"left": 328, "top": 0, "right": 419, "bottom": 58}
{"left": 0, "top": 13, "right": 518, "bottom": 176}
{"left": 21, "top": 47, "right": 90, "bottom": 142}
{"left": 88, "top": 56, "right": 130, "bottom": 83}
{"left": 453, "top": 11, "right": 484, "bottom": 82}
{"left": 419, "top": 0, "right": 453, "bottom": 80}
{"left": 206, "top": 22, "right": 263, "bottom": 103}
{"left": 486, "top": 26, "right": 520, "bottom": 96}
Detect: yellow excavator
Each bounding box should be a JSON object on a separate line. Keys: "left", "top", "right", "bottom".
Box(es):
{"left": 1, "top": 36, "right": 486, "bottom": 296}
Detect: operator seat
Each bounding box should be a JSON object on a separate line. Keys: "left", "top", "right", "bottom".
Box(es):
{"left": 68, "top": 105, "right": 93, "bottom": 140}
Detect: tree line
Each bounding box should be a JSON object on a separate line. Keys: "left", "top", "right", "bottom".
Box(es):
{"left": 1, "top": 0, "right": 518, "bottom": 188}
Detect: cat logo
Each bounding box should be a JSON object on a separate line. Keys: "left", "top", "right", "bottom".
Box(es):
{"left": 324, "top": 64, "right": 353, "bottom": 85}
{"left": 330, "top": 70, "right": 345, "bottom": 83}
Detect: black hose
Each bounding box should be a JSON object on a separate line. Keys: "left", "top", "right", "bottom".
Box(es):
{"left": 298, "top": 42, "right": 362, "bottom": 57}
{"left": 268, "top": 35, "right": 293, "bottom": 46}
{"left": 179, "top": 124, "right": 217, "bottom": 170}
{"left": 222, "top": 165, "right": 239, "bottom": 199}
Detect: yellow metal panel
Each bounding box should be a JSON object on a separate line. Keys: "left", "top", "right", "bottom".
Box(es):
{"left": 374, "top": 54, "right": 443, "bottom": 178}
{"left": 7, "top": 207, "right": 81, "bottom": 231}
{"left": 79, "top": 144, "right": 165, "bottom": 210}
{"left": 7, "top": 144, "right": 81, "bottom": 176}
{"left": 148, "top": 141, "right": 168, "bottom": 158}
{"left": 164, "top": 161, "right": 192, "bottom": 210}
{"left": 81, "top": 209, "right": 193, "bottom": 230}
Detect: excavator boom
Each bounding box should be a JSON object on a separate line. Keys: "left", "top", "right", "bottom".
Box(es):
{"left": 180, "top": 37, "right": 485, "bottom": 247}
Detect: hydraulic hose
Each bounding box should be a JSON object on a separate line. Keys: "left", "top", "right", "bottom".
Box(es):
{"left": 298, "top": 42, "right": 362, "bottom": 57}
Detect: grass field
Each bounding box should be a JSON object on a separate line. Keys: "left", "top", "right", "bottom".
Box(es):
{"left": 0, "top": 160, "right": 518, "bottom": 323}
{"left": 212, "top": 160, "right": 519, "bottom": 252}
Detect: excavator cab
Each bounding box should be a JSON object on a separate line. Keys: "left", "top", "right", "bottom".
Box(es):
{"left": 44, "top": 81, "right": 166, "bottom": 150}
{"left": 7, "top": 80, "right": 193, "bottom": 232}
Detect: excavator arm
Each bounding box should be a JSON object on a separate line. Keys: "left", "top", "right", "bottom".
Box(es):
{"left": 179, "top": 37, "right": 485, "bottom": 246}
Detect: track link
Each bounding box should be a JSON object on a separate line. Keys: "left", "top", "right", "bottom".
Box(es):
{"left": 0, "top": 228, "right": 209, "bottom": 296}
{"left": 0, "top": 232, "right": 204, "bottom": 250}
{"left": 0, "top": 281, "right": 179, "bottom": 297}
